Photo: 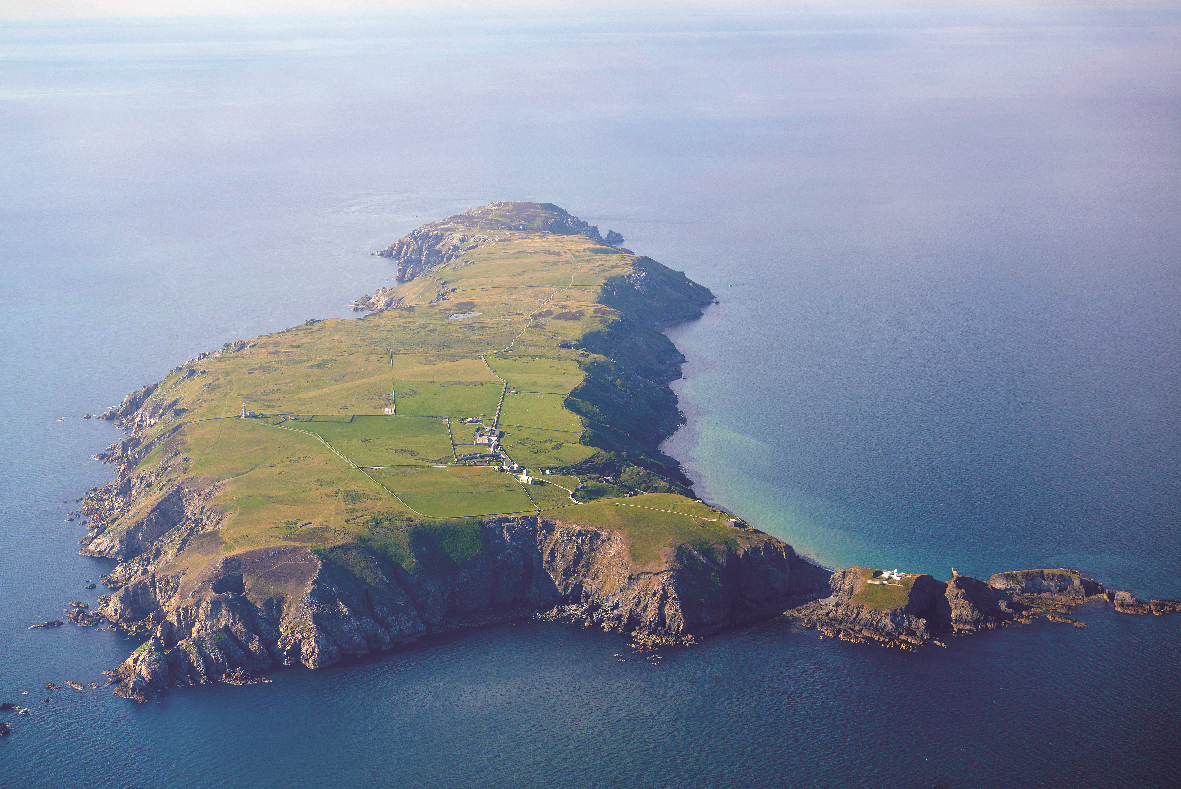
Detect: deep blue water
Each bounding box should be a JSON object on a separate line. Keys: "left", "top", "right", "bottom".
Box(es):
{"left": 2, "top": 4, "right": 1179, "bottom": 786}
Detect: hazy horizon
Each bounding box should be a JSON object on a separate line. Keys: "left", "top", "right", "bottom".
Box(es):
{"left": 2, "top": 4, "right": 1179, "bottom": 785}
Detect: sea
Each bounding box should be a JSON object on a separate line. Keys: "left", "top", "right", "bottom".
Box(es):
{"left": 1, "top": 3, "right": 1179, "bottom": 786}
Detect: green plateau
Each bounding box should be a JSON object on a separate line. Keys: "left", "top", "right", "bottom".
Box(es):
{"left": 91, "top": 201, "right": 743, "bottom": 576}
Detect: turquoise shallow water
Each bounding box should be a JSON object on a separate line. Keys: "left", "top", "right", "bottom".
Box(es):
{"left": 2, "top": 5, "right": 1179, "bottom": 786}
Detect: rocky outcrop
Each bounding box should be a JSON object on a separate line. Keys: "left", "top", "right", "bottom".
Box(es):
{"left": 100, "top": 383, "right": 158, "bottom": 423}
{"left": 373, "top": 201, "right": 608, "bottom": 284}
{"left": 791, "top": 568, "right": 1015, "bottom": 647}
{"left": 988, "top": 569, "right": 1103, "bottom": 597}
{"left": 791, "top": 568, "right": 953, "bottom": 647}
{"left": 946, "top": 573, "right": 1015, "bottom": 632}
{"left": 104, "top": 516, "right": 827, "bottom": 701}
{"left": 1103, "top": 590, "right": 1181, "bottom": 616}
{"left": 789, "top": 565, "right": 1180, "bottom": 649}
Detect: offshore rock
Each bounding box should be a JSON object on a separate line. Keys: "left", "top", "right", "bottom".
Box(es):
{"left": 988, "top": 569, "right": 1102, "bottom": 598}
{"left": 1149, "top": 599, "right": 1181, "bottom": 615}
{"left": 791, "top": 567, "right": 1025, "bottom": 647}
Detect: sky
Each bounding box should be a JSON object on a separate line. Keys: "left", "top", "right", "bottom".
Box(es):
{"left": 1, "top": 0, "right": 542, "bottom": 20}
{"left": 0, "top": 0, "right": 1119, "bottom": 22}
{"left": 2, "top": 0, "right": 699, "bottom": 20}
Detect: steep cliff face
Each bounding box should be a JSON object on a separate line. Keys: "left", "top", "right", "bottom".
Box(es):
{"left": 945, "top": 574, "right": 1015, "bottom": 632}
{"left": 80, "top": 423, "right": 220, "bottom": 565}
{"left": 106, "top": 517, "right": 827, "bottom": 701}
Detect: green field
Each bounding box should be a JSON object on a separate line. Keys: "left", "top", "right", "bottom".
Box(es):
{"left": 527, "top": 479, "right": 579, "bottom": 511}
{"left": 500, "top": 427, "right": 596, "bottom": 470}
{"left": 293, "top": 415, "right": 454, "bottom": 466}
{"left": 851, "top": 569, "right": 916, "bottom": 610}
{"left": 392, "top": 380, "right": 502, "bottom": 418}
{"left": 452, "top": 444, "right": 494, "bottom": 459}
{"left": 549, "top": 493, "right": 738, "bottom": 566}
{"left": 372, "top": 466, "right": 537, "bottom": 518}
{"left": 498, "top": 393, "right": 583, "bottom": 433}
{"left": 485, "top": 354, "right": 585, "bottom": 393}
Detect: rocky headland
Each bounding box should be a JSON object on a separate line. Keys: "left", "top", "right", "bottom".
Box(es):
{"left": 788, "top": 566, "right": 1179, "bottom": 649}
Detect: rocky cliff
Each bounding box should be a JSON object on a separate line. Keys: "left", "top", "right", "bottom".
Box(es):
{"left": 105, "top": 516, "right": 828, "bottom": 702}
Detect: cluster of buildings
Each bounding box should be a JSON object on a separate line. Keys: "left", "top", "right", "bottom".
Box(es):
{"left": 473, "top": 426, "right": 503, "bottom": 449}
{"left": 867, "top": 569, "right": 907, "bottom": 585}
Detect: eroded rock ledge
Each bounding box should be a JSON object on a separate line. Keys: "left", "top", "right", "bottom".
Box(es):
{"left": 104, "top": 517, "right": 828, "bottom": 702}
{"left": 787, "top": 567, "right": 1180, "bottom": 649}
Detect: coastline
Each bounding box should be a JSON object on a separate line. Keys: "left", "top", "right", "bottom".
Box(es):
{"left": 47, "top": 203, "right": 1179, "bottom": 707}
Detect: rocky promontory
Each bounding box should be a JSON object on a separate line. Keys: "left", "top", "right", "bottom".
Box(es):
{"left": 788, "top": 566, "right": 1178, "bottom": 648}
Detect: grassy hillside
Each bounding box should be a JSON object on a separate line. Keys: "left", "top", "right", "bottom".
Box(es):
{"left": 105, "top": 202, "right": 758, "bottom": 573}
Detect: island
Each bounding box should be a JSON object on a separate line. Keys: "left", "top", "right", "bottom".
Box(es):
{"left": 72, "top": 202, "right": 1178, "bottom": 703}
{"left": 80, "top": 202, "right": 830, "bottom": 701}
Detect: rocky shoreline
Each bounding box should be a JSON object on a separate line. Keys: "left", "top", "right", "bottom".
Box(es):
{"left": 786, "top": 567, "right": 1180, "bottom": 649}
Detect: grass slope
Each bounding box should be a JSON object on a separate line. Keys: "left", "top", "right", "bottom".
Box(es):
{"left": 111, "top": 202, "right": 747, "bottom": 576}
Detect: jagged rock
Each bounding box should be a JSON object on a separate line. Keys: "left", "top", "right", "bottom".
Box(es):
{"left": 0, "top": 721, "right": 9, "bottom": 736}
{"left": 100, "top": 383, "right": 157, "bottom": 423}
{"left": 110, "top": 637, "right": 171, "bottom": 702}
{"left": 65, "top": 606, "right": 104, "bottom": 626}
{"left": 1110, "top": 590, "right": 1153, "bottom": 615}
{"left": 989, "top": 568, "right": 1101, "bottom": 598}
{"left": 791, "top": 567, "right": 1017, "bottom": 647}
{"left": 81, "top": 483, "right": 188, "bottom": 560}
{"left": 946, "top": 573, "right": 1014, "bottom": 632}
{"left": 792, "top": 563, "right": 1178, "bottom": 649}
{"left": 28, "top": 620, "right": 64, "bottom": 629}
